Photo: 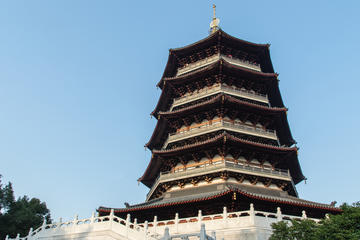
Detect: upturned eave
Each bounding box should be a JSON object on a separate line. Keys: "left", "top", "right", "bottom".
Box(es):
{"left": 157, "top": 29, "right": 274, "bottom": 89}
{"left": 140, "top": 132, "right": 303, "bottom": 187}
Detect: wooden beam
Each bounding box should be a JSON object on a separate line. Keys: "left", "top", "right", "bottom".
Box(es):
{"left": 192, "top": 153, "right": 200, "bottom": 162}
{"left": 204, "top": 150, "right": 213, "bottom": 161}
{"left": 236, "top": 175, "right": 245, "bottom": 183}
{"left": 250, "top": 177, "right": 258, "bottom": 185}
{"left": 220, "top": 172, "right": 229, "bottom": 180}
{"left": 191, "top": 178, "right": 200, "bottom": 186}
{"left": 232, "top": 149, "right": 243, "bottom": 161}
{"left": 194, "top": 114, "right": 201, "bottom": 124}
{"left": 204, "top": 176, "right": 213, "bottom": 183}
{"left": 264, "top": 179, "right": 272, "bottom": 187}
{"left": 177, "top": 181, "right": 185, "bottom": 188}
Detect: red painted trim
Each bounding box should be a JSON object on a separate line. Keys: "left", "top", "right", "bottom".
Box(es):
{"left": 98, "top": 189, "right": 341, "bottom": 214}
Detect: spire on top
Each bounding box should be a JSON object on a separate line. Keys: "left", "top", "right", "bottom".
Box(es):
{"left": 209, "top": 4, "right": 220, "bottom": 34}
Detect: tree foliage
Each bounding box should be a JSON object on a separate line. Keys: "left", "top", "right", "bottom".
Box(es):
{"left": 0, "top": 176, "right": 51, "bottom": 239}
{"left": 270, "top": 202, "right": 360, "bottom": 240}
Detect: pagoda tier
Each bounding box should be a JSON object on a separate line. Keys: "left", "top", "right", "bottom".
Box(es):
{"left": 152, "top": 60, "right": 284, "bottom": 119}
{"left": 98, "top": 184, "right": 341, "bottom": 222}
{"left": 147, "top": 93, "right": 293, "bottom": 151}
{"left": 157, "top": 29, "right": 274, "bottom": 88}
{"left": 145, "top": 158, "right": 298, "bottom": 201}
{"left": 141, "top": 132, "right": 303, "bottom": 188}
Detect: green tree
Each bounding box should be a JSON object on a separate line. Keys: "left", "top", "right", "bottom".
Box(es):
{"left": 270, "top": 202, "right": 360, "bottom": 240}
{"left": 270, "top": 221, "right": 292, "bottom": 240}
{"left": 270, "top": 219, "right": 317, "bottom": 240}
{"left": 0, "top": 175, "right": 51, "bottom": 239}
{"left": 317, "top": 202, "right": 360, "bottom": 240}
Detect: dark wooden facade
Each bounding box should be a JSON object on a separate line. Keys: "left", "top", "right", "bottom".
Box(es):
{"left": 98, "top": 29, "right": 341, "bottom": 221}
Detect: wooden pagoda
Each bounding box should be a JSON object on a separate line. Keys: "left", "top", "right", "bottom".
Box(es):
{"left": 98, "top": 28, "right": 341, "bottom": 223}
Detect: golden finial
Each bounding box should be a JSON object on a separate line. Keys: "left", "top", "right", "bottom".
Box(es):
{"left": 213, "top": 4, "right": 216, "bottom": 20}
{"left": 210, "top": 4, "right": 220, "bottom": 34}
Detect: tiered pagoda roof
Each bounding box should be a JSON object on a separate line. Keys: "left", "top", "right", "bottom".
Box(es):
{"left": 141, "top": 132, "right": 303, "bottom": 187}
{"left": 98, "top": 184, "right": 341, "bottom": 222}
{"left": 152, "top": 59, "right": 284, "bottom": 119}
{"left": 157, "top": 29, "right": 274, "bottom": 87}
{"left": 147, "top": 93, "right": 294, "bottom": 151}
{"left": 98, "top": 28, "right": 340, "bottom": 222}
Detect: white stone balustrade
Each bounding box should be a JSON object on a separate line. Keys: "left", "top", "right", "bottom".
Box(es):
{"left": 6, "top": 204, "right": 319, "bottom": 240}
{"left": 5, "top": 209, "right": 156, "bottom": 240}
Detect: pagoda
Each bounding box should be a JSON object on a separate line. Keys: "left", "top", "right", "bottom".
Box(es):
{"left": 5, "top": 8, "right": 345, "bottom": 240}
{"left": 98, "top": 10, "right": 340, "bottom": 225}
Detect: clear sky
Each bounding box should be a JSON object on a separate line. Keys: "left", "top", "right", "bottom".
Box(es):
{"left": 1, "top": 1, "right": 359, "bottom": 222}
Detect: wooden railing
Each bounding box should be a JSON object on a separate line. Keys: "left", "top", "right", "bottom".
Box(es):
{"left": 176, "top": 54, "right": 261, "bottom": 76}
{"left": 171, "top": 83, "right": 268, "bottom": 110}
{"left": 163, "top": 119, "right": 277, "bottom": 148}
{"left": 146, "top": 158, "right": 290, "bottom": 200}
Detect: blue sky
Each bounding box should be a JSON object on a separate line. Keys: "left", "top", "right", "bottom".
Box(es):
{"left": 1, "top": 1, "right": 359, "bottom": 221}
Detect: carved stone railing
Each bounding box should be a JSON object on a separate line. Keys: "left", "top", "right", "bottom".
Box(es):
{"left": 163, "top": 120, "right": 277, "bottom": 149}
{"left": 6, "top": 204, "right": 320, "bottom": 240}
{"left": 138, "top": 204, "right": 319, "bottom": 237}
{"left": 161, "top": 224, "right": 215, "bottom": 240}
{"left": 146, "top": 159, "right": 290, "bottom": 200}
{"left": 5, "top": 210, "right": 156, "bottom": 240}
{"left": 176, "top": 54, "right": 261, "bottom": 76}
{"left": 171, "top": 83, "right": 268, "bottom": 110}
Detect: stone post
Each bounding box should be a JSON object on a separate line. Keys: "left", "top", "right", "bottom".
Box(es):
{"left": 153, "top": 215, "right": 158, "bottom": 235}
{"left": 72, "top": 215, "right": 78, "bottom": 225}
{"left": 199, "top": 224, "right": 206, "bottom": 240}
{"left": 42, "top": 217, "right": 47, "bottom": 228}
{"left": 175, "top": 213, "right": 179, "bottom": 233}
{"left": 198, "top": 210, "right": 202, "bottom": 229}
{"left": 144, "top": 221, "right": 149, "bottom": 240}
{"left": 72, "top": 214, "right": 78, "bottom": 234}
{"left": 276, "top": 207, "right": 282, "bottom": 221}
{"left": 162, "top": 227, "right": 171, "bottom": 240}
{"left": 249, "top": 203, "right": 255, "bottom": 225}
{"left": 90, "top": 212, "right": 95, "bottom": 224}
{"left": 125, "top": 214, "right": 131, "bottom": 237}
{"left": 110, "top": 209, "right": 114, "bottom": 221}
{"left": 301, "top": 210, "right": 307, "bottom": 220}
{"left": 28, "top": 227, "right": 33, "bottom": 237}
{"left": 134, "top": 218, "right": 138, "bottom": 230}
{"left": 222, "top": 206, "right": 228, "bottom": 227}
{"left": 58, "top": 217, "right": 63, "bottom": 228}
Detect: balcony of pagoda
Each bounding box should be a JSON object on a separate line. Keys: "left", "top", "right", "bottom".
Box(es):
{"left": 176, "top": 53, "right": 261, "bottom": 76}
{"left": 171, "top": 83, "right": 269, "bottom": 111}
{"left": 163, "top": 118, "right": 277, "bottom": 149}
{"left": 146, "top": 158, "right": 291, "bottom": 201}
